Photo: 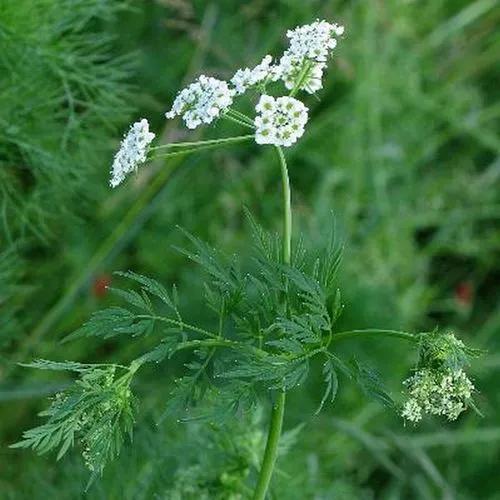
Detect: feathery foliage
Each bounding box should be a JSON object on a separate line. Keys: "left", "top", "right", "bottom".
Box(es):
{"left": 14, "top": 220, "right": 403, "bottom": 478}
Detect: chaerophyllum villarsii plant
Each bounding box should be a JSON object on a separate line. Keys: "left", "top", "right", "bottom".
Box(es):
{"left": 14, "top": 19, "right": 481, "bottom": 497}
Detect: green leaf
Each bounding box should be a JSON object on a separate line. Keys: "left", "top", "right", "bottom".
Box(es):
{"left": 13, "top": 365, "right": 137, "bottom": 476}
{"left": 20, "top": 359, "right": 94, "bottom": 372}
{"left": 116, "top": 271, "right": 175, "bottom": 309}
{"left": 315, "top": 358, "right": 339, "bottom": 414}
{"left": 349, "top": 358, "right": 394, "bottom": 408}
{"left": 64, "top": 307, "right": 152, "bottom": 341}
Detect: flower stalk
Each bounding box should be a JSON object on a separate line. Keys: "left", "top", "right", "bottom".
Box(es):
{"left": 149, "top": 134, "right": 254, "bottom": 160}
{"left": 252, "top": 146, "right": 291, "bottom": 500}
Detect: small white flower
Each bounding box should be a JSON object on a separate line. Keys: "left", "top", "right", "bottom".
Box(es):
{"left": 277, "top": 53, "right": 326, "bottom": 94}
{"left": 401, "top": 398, "right": 422, "bottom": 423}
{"left": 255, "top": 94, "right": 277, "bottom": 114}
{"left": 402, "top": 368, "right": 474, "bottom": 422}
{"left": 285, "top": 19, "right": 344, "bottom": 63}
{"left": 254, "top": 95, "right": 308, "bottom": 147}
{"left": 110, "top": 119, "right": 155, "bottom": 188}
{"left": 165, "top": 75, "right": 235, "bottom": 129}
{"left": 230, "top": 55, "right": 279, "bottom": 94}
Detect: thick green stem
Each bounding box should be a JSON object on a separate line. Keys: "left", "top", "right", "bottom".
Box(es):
{"left": 252, "top": 391, "right": 286, "bottom": 500}
{"left": 252, "top": 146, "right": 290, "bottom": 500}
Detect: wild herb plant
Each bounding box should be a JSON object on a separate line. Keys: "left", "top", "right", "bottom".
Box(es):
{"left": 13, "top": 19, "right": 481, "bottom": 498}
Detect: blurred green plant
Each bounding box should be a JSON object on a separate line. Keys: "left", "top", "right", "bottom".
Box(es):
{"left": 0, "top": 0, "right": 134, "bottom": 351}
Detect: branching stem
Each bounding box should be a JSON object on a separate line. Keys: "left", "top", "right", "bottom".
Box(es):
{"left": 253, "top": 146, "right": 290, "bottom": 500}
{"left": 227, "top": 108, "right": 255, "bottom": 126}
{"left": 150, "top": 134, "right": 254, "bottom": 151}
{"left": 223, "top": 112, "right": 256, "bottom": 129}
{"left": 150, "top": 134, "right": 254, "bottom": 160}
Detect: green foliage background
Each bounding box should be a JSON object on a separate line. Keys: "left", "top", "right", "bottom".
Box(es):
{"left": 1, "top": 0, "right": 499, "bottom": 498}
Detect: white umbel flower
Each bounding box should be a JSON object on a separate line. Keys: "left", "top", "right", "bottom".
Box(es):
{"left": 274, "top": 20, "right": 344, "bottom": 95}
{"left": 230, "top": 55, "right": 279, "bottom": 94}
{"left": 165, "top": 75, "right": 235, "bottom": 129}
{"left": 110, "top": 119, "right": 155, "bottom": 188}
{"left": 254, "top": 95, "right": 308, "bottom": 147}
{"left": 401, "top": 368, "right": 474, "bottom": 422}
{"left": 286, "top": 19, "right": 344, "bottom": 62}
{"left": 278, "top": 53, "right": 326, "bottom": 94}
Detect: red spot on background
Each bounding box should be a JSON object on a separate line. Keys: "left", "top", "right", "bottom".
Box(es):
{"left": 455, "top": 281, "right": 473, "bottom": 307}
{"left": 92, "top": 274, "right": 112, "bottom": 298}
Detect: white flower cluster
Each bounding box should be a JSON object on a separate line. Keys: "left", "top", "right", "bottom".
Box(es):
{"left": 276, "top": 19, "right": 344, "bottom": 94}
{"left": 164, "top": 19, "right": 344, "bottom": 133}
{"left": 254, "top": 95, "right": 308, "bottom": 147}
{"left": 401, "top": 368, "right": 474, "bottom": 423}
{"left": 110, "top": 119, "right": 155, "bottom": 188}
{"left": 165, "top": 75, "right": 235, "bottom": 129}
{"left": 285, "top": 19, "right": 344, "bottom": 62}
{"left": 230, "top": 55, "right": 279, "bottom": 95}
{"left": 159, "top": 19, "right": 346, "bottom": 155}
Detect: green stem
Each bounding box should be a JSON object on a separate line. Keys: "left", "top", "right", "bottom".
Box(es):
{"left": 277, "top": 146, "right": 292, "bottom": 263}
{"left": 223, "top": 113, "right": 256, "bottom": 129}
{"left": 173, "top": 338, "right": 238, "bottom": 353}
{"left": 134, "top": 315, "right": 220, "bottom": 339}
{"left": 252, "top": 392, "right": 286, "bottom": 500}
{"left": 331, "top": 329, "right": 417, "bottom": 343}
{"left": 228, "top": 108, "right": 255, "bottom": 126}
{"left": 150, "top": 134, "right": 254, "bottom": 160}
{"left": 253, "top": 146, "right": 291, "bottom": 500}
{"left": 150, "top": 134, "right": 254, "bottom": 151}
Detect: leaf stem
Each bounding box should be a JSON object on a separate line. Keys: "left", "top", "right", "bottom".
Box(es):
{"left": 174, "top": 338, "right": 239, "bottom": 353}
{"left": 331, "top": 329, "right": 417, "bottom": 343}
{"left": 253, "top": 146, "right": 291, "bottom": 500}
{"left": 135, "top": 315, "right": 219, "bottom": 339}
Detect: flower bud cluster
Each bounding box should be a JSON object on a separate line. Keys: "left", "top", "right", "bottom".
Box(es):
{"left": 401, "top": 331, "right": 478, "bottom": 423}
{"left": 275, "top": 19, "right": 344, "bottom": 94}
{"left": 285, "top": 19, "right": 344, "bottom": 63}
{"left": 402, "top": 368, "right": 474, "bottom": 422}
{"left": 110, "top": 119, "right": 155, "bottom": 188}
{"left": 230, "top": 55, "right": 279, "bottom": 95}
